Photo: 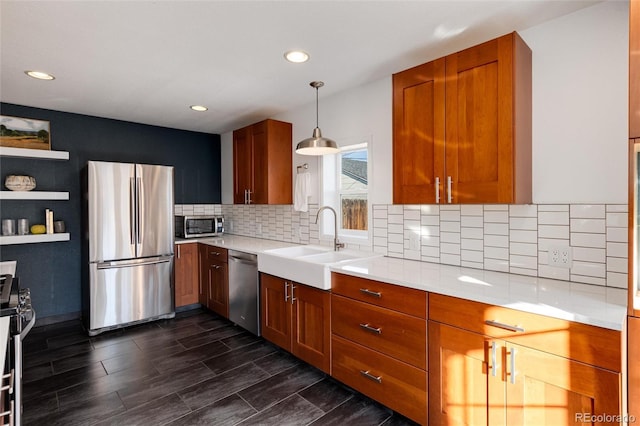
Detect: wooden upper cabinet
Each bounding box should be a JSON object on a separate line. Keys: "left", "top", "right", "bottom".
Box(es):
{"left": 393, "top": 32, "right": 532, "bottom": 204}
{"left": 631, "top": 0, "right": 640, "bottom": 139}
{"left": 233, "top": 119, "right": 292, "bottom": 205}
{"left": 393, "top": 58, "right": 445, "bottom": 204}
{"left": 233, "top": 126, "right": 253, "bottom": 204}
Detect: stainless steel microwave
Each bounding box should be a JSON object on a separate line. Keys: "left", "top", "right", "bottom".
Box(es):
{"left": 175, "top": 215, "right": 224, "bottom": 238}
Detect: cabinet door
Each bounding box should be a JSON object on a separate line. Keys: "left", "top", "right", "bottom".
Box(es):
{"left": 207, "top": 260, "right": 228, "bottom": 317}
{"left": 174, "top": 243, "right": 199, "bottom": 307}
{"left": 233, "top": 126, "right": 253, "bottom": 204}
{"left": 291, "top": 284, "right": 331, "bottom": 373}
{"left": 251, "top": 121, "right": 268, "bottom": 205}
{"left": 260, "top": 273, "right": 291, "bottom": 351}
{"left": 392, "top": 58, "right": 445, "bottom": 204}
{"left": 445, "top": 32, "right": 530, "bottom": 203}
{"left": 505, "top": 342, "right": 621, "bottom": 425}
{"left": 429, "top": 321, "right": 500, "bottom": 426}
{"left": 198, "top": 244, "right": 208, "bottom": 306}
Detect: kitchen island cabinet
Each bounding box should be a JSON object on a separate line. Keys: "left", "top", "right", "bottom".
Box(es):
{"left": 393, "top": 31, "right": 531, "bottom": 204}
{"left": 260, "top": 273, "right": 331, "bottom": 373}
{"left": 233, "top": 119, "right": 292, "bottom": 205}
{"left": 174, "top": 243, "right": 199, "bottom": 307}
{"left": 429, "top": 294, "right": 621, "bottom": 425}
{"left": 199, "top": 244, "right": 229, "bottom": 317}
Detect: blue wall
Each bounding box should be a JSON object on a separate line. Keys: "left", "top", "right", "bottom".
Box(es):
{"left": 0, "top": 103, "right": 221, "bottom": 320}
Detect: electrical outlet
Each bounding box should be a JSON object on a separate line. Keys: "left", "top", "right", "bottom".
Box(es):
{"left": 548, "top": 245, "right": 572, "bottom": 268}
{"left": 255, "top": 223, "right": 262, "bottom": 235}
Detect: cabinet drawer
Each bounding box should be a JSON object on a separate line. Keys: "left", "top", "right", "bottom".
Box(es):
{"left": 332, "top": 294, "right": 426, "bottom": 369}
{"left": 332, "top": 273, "right": 427, "bottom": 319}
{"left": 332, "top": 335, "right": 427, "bottom": 425}
{"left": 201, "top": 245, "right": 228, "bottom": 263}
{"left": 429, "top": 293, "right": 621, "bottom": 372}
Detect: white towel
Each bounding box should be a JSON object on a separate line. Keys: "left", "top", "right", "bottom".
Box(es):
{"left": 294, "top": 172, "right": 311, "bottom": 212}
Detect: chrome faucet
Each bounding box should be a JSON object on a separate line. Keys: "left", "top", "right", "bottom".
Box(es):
{"left": 314, "top": 206, "right": 345, "bottom": 251}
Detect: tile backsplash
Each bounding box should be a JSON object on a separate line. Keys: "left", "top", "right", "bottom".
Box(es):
{"left": 176, "top": 203, "right": 628, "bottom": 290}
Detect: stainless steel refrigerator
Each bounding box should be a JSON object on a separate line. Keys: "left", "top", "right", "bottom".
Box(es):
{"left": 87, "top": 161, "right": 175, "bottom": 336}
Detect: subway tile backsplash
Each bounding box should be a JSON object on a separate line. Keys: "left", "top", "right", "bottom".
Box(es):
{"left": 176, "top": 203, "right": 629, "bottom": 290}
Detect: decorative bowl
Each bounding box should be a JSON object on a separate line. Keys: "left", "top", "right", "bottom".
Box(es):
{"left": 5, "top": 175, "right": 36, "bottom": 191}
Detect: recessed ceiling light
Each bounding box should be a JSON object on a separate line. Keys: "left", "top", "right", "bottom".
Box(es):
{"left": 284, "top": 50, "right": 309, "bottom": 63}
{"left": 25, "top": 70, "right": 55, "bottom": 80}
{"left": 190, "top": 105, "right": 208, "bottom": 112}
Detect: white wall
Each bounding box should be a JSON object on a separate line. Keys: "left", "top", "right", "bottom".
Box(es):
{"left": 520, "top": 0, "right": 628, "bottom": 203}
{"left": 220, "top": 1, "right": 629, "bottom": 205}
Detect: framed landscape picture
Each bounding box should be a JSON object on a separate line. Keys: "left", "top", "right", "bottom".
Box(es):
{"left": 0, "top": 115, "right": 51, "bottom": 150}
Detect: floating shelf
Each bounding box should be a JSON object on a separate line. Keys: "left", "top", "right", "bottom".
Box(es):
{"left": 0, "top": 191, "right": 69, "bottom": 200}
{"left": 0, "top": 147, "right": 69, "bottom": 160}
{"left": 0, "top": 233, "right": 70, "bottom": 245}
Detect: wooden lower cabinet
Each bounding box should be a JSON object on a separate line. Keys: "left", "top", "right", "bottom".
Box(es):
{"left": 174, "top": 243, "right": 199, "bottom": 307}
{"left": 429, "top": 294, "right": 621, "bottom": 425}
{"left": 260, "top": 273, "right": 331, "bottom": 373}
{"left": 332, "top": 335, "right": 427, "bottom": 425}
{"left": 331, "top": 272, "right": 428, "bottom": 425}
{"left": 199, "top": 244, "right": 229, "bottom": 317}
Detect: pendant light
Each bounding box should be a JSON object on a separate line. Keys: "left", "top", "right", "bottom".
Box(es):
{"left": 295, "top": 81, "right": 339, "bottom": 155}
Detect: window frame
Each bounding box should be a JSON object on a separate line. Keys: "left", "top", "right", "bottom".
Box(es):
{"left": 320, "top": 138, "right": 371, "bottom": 246}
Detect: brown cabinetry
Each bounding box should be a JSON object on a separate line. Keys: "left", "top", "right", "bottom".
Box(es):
{"left": 331, "top": 273, "right": 428, "bottom": 425}
{"left": 199, "top": 244, "right": 229, "bottom": 317}
{"left": 393, "top": 32, "right": 531, "bottom": 204}
{"left": 174, "top": 243, "right": 199, "bottom": 307}
{"left": 233, "top": 119, "right": 292, "bottom": 204}
{"left": 429, "top": 294, "right": 621, "bottom": 425}
{"left": 260, "top": 273, "right": 331, "bottom": 373}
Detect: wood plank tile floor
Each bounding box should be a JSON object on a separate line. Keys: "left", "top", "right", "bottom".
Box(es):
{"left": 22, "top": 309, "right": 420, "bottom": 426}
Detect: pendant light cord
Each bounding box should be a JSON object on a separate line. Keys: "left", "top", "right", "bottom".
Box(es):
{"left": 315, "top": 86, "right": 319, "bottom": 128}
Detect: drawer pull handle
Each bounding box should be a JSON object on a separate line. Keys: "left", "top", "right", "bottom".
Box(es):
{"left": 359, "top": 288, "right": 381, "bottom": 298}
{"left": 485, "top": 320, "right": 525, "bottom": 333}
{"left": 211, "top": 251, "right": 220, "bottom": 256}
{"left": 360, "top": 370, "right": 382, "bottom": 384}
{"left": 359, "top": 323, "right": 382, "bottom": 334}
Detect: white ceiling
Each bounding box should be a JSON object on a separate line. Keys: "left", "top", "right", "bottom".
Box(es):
{"left": 0, "top": 0, "right": 601, "bottom": 135}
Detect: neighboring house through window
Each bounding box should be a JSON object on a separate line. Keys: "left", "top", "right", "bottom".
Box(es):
{"left": 321, "top": 140, "right": 370, "bottom": 244}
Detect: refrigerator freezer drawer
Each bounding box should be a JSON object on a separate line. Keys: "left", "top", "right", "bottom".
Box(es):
{"left": 89, "top": 257, "right": 174, "bottom": 335}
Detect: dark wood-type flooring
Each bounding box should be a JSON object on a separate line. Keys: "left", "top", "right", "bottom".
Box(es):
{"left": 22, "top": 309, "right": 419, "bottom": 425}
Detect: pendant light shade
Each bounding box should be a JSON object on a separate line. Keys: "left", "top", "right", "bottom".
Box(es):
{"left": 296, "top": 81, "right": 339, "bottom": 156}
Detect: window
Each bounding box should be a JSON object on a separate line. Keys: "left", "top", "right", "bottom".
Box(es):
{"left": 340, "top": 146, "right": 368, "bottom": 231}
{"left": 321, "top": 141, "right": 370, "bottom": 243}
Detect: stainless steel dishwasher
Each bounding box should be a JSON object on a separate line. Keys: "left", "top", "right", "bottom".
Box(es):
{"left": 228, "top": 250, "right": 260, "bottom": 336}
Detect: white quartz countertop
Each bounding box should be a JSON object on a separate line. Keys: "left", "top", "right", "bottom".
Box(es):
{"left": 175, "top": 235, "right": 299, "bottom": 255}
{"left": 331, "top": 256, "right": 627, "bottom": 331}
{"left": 176, "top": 235, "right": 627, "bottom": 331}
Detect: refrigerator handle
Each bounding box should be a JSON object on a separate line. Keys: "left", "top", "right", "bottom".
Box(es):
{"left": 136, "top": 177, "right": 142, "bottom": 245}
{"left": 129, "top": 178, "right": 136, "bottom": 245}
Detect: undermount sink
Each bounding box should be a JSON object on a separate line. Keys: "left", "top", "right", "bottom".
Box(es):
{"left": 257, "top": 244, "right": 380, "bottom": 290}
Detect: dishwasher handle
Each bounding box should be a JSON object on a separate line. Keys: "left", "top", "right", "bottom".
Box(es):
{"left": 229, "top": 250, "right": 257, "bottom": 265}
